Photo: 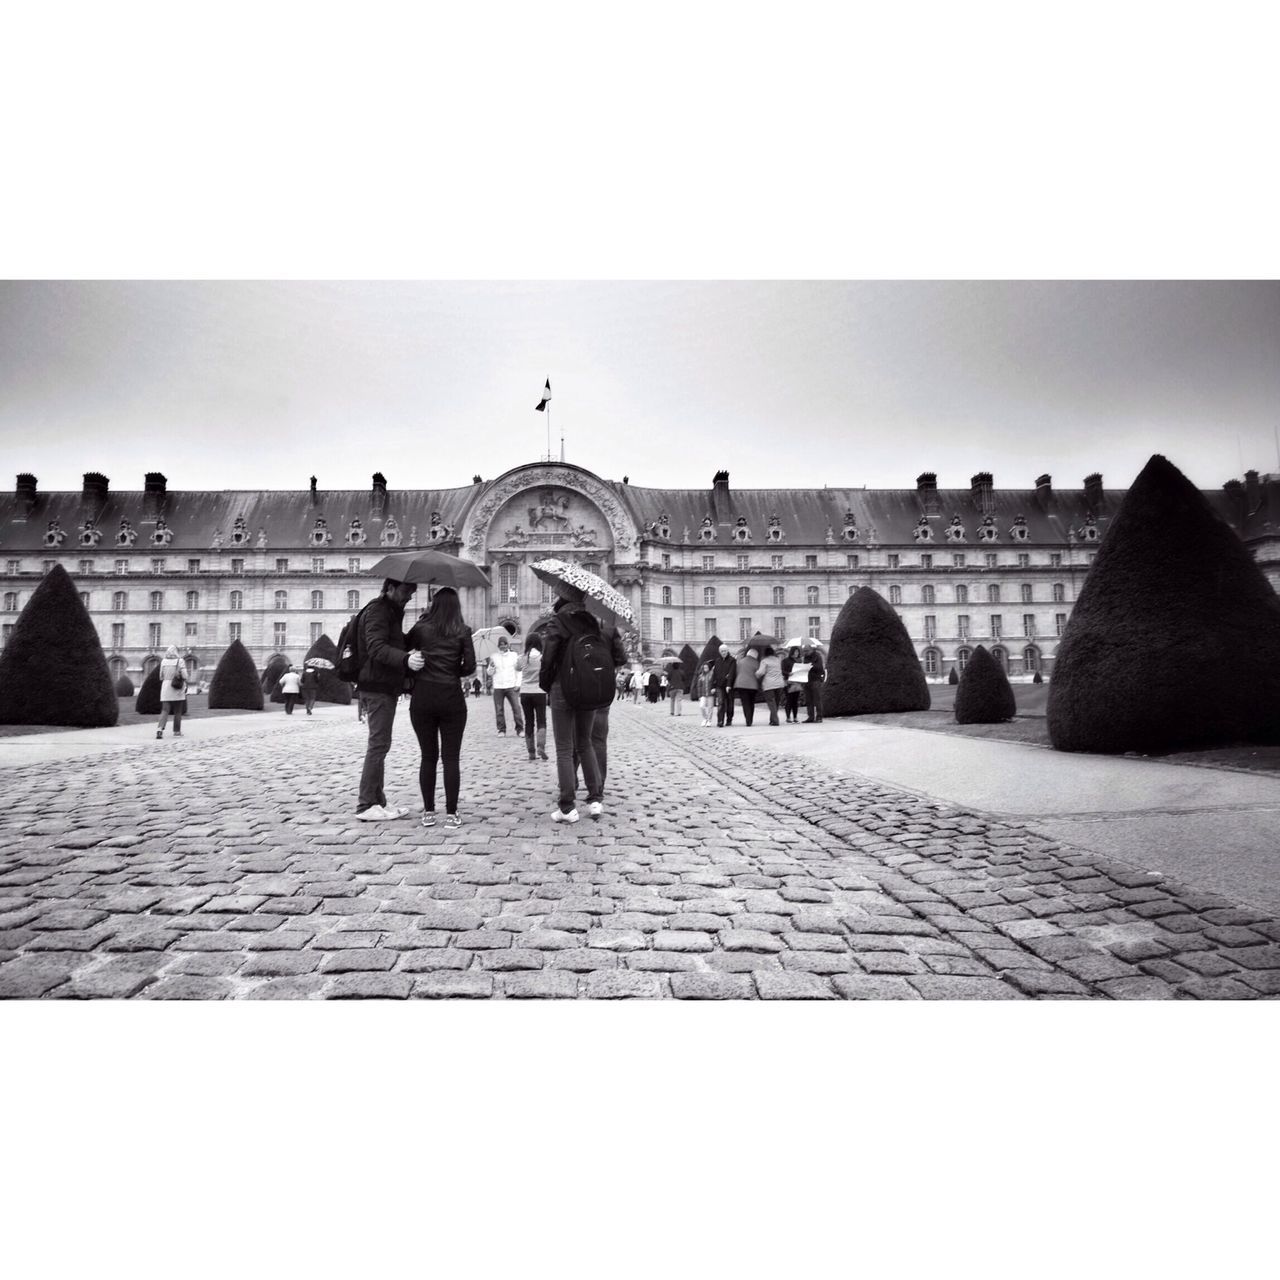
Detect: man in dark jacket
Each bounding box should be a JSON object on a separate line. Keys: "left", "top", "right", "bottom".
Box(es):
{"left": 355, "top": 578, "right": 424, "bottom": 820}
{"left": 712, "top": 643, "right": 738, "bottom": 727}
{"left": 803, "top": 642, "right": 825, "bottom": 723}
{"left": 539, "top": 589, "right": 606, "bottom": 822}
{"left": 573, "top": 619, "right": 630, "bottom": 796}
{"left": 300, "top": 663, "right": 319, "bottom": 715}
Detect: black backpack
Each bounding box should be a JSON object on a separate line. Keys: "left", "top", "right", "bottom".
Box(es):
{"left": 561, "top": 628, "right": 616, "bottom": 710}
{"left": 335, "top": 604, "right": 370, "bottom": 683}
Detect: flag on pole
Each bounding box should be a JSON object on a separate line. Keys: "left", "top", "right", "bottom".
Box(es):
{"left": 535, "top": 379, "right": 551, "bottom": 412}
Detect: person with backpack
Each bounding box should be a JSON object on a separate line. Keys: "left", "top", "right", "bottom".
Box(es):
{"left": 353, "top": 577, "right": 425, "bottom": 822}
{"left": 155, "top": 645, "right": 187, "bottom": 739}
{"left": 571, "top": 619, "right": 630, "bottom": 798}
{"left": 300, "top": 663, "right": 319, "bottom": 715}
{"left": 404, "top": 587, "right": 476, "bottom": 828}
{"left": 538, "top": 586, "right": 610, "bottom": 823}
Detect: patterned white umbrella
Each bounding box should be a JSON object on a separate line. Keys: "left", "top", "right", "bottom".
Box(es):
{"left": 529, "top": 558, "right": 636, "bottom": 626}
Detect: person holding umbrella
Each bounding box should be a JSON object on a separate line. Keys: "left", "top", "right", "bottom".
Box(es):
{"left": 300, "top": 662, "right": 320, "bottom": 715}
{"left": 802, "top": 640, "right": 826, "bottom": 723}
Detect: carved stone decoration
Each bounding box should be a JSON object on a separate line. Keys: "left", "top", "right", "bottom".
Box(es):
{"left": 766, "top": 512, "right": 784, "bottom": 543}
{"left": 346, "top": 518, "right": 367, "bottom": 546}
{"left": 230, "top": 515, "right": 250, "bottom": 546}
{"left": 116, "top": 518, "right": 138, "bottom": 547}
{"left": 1080, "top": 514, "right": 1101, "bottom": 543}
{"left": 210, "top": 528, "right": 223, "bottom": 549}
{"left": 151, "top": 518, "right": 174, "bottom": 546}
{"left": 42, "top": 519, "right": 67, "bottom": 548}
{"left": 1009, "top": 514, "right": 1030, "bottom": 542}
{"left": 569, "top": 523, "right": 598, "bottom": 547}
{"left": 461, "top": 465, "right": 637, "bottom": 557}
{"left": 911, "top": 515, "right": 933, "bottom": 543}
{"left": 503, "top": 524, "right": 531, "bottom": 546}
{"left": 528, "top": 490, "right": 571, "bottom": 532}
{"left": 841, "top": 511, "right": 858, "bottom": 542}
{"left": 78, "top": 519, "right": 103, "bottom": 547}
{"left": 945, "top": 514, "right": 966, "bottom": 542}
{"left": 976, "top": 514, "right": 999, "bottom": 542}
{"left": 310, "top": 517, "right": 333, "bottom": 547}
{"left": 428, "top": 511, "right": 456, "bottom": 543}
{"left": 681, "top": 525, "right": 691, "bottom": 544}
{"left": 256, "top": 528, "right": 268, "bottom": 548}
{"left": 698, "top": 515, "right": 716, "bottom": 543}
{"left": 646, "top": 512, "right": 671, "bottom": 540}
{"left": 825, "top": 526, "right": 835, "bottom": 545}
{"left": 731, "top": 516, "right": 752, "bottom": 543}
{"left": 380, "top": 516, "right": 403, "bottom": 547}
{"left": 409, "top": 526, "right": 418, "bottom": 546}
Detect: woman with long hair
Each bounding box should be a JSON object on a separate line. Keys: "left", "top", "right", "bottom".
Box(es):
{"left": 517, "top": 629, "right": 549, "bottom": 762}
{"left": 404, "top": 587, "right": 477, "bottom": 829}
{"left": 156, "top": 644, "right": 187, "bottom": 738}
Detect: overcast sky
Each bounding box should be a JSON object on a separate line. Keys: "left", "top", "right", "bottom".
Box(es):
{"left": 1, "top": 280, "right": 1276, "bottom": 496}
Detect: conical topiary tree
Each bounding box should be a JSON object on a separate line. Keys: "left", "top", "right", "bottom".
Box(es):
{"left": 1048, "top": 454, "right": 1280, "bottom": 753}
{"left": 698, "top": 634, "right": 724, "bottom": 669}
{"left": 948, "top": 666, "right": 959, "bottom": 685}
{"left": 954, "top": 644, "right": 1016, "bottom": 724}
{"left": 304, "top": 633, "right": 352, "bottom": 705}
{"left": 115, "top": 674, "right": 135, "bottom": 697}
{"left": 0, "top": 564, "right": 118, "bottom": 727}
{"left": 1032, "top": 671, "right": 1043, "bottom": 685}
{"left": 208, "top": 638, "right": 265, "bottom": 711}
{"left": 678, "top": 643, "right": 699, "bottom": 695}
{"left": 135, "top": 665, "right": 164, "bottom": 715}
{"left": 823, "top": 586, "right": 931, "bottom": 716}
{"left": 261, "top": 654, "right": 289, "bottom": 703}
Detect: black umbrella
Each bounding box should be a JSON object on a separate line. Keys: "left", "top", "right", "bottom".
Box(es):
{"left": 367, "top": 549, "right": 491, "bottom": 590}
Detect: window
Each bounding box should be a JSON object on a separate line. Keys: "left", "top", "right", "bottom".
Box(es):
{"left": 923, "top": 615, "right": 937, "bottom": 640}
{"left": 956, "top": 647, "right": 972, "bottom": 672}
{"left": 920, "top": 553, "right": 933, "bottom": 570}
{"left": 231, "top": 558, "right": 245, "bottom": 575}
{"left": 1050, "top": 553, "right": 1062, "bottom": 568}
{"left": 1023, "top": 614, "right": 1036, "bottom": 637}
{"left": 991, "top": 647, "right": 1008, "bottom": 673}
{"left": 661, "top": 586, "right": 672, "bottom": 605}
{"left": 1052, "top": 582, "right": 1065, "bottom": 603}
{"left": 496, "top": 563, "right": 518, "bottom": 604}
{"left": 229, "top": 622, "right": 241, "bottom": 642}
{"left": 952, "top": 553, "right": 965, "bottom": 568}
{"left": 2, "top": 623, "right": 11, "bottom": 647}
{"left": 807, "top": 616, "right": 821, "bottom": 640}
{"left": 1017, "top": 553, "right": 1030, "bottom": 568}
{"left": 923, "top": 648, "right": 940, "bottom": 677}
{"left": 310, "top": 622, "right": 322, "bottom": 643}
{"left": 738, "top": 586, "right": 750, "bottom": 606}
{"left": 985, "top": 553, "right": 998, "bottom": 568}
{"left": 704, "top": 617, "right": 718, "bottom": 638}
{"left": 885, "top": 585, "right": 901, "bottom": 605}
{"left": 1087, "top": 552, "right": 1096, "bottom": 564}
{"left": 955, "top": 584, "right": 968, "bottom": 604}
{"left": 662, "top": 617, "right": 673, "bottom": 642}
{"left": 5, "top": 559, "right": 18, "bottom": 574}
{"left": 703, "top": 586, "right": 716, "bottom": 606}
{"left": 1055, "top": 612, "right": 1067, "bottom": 636}
{"left": 312, "top": 557, "right": 324, "bottom": 573}
{"left": 115, "top": 559, "right": 128, "bottom": 575}
{"left": 276, "top": 558, "right": 289, "bottom": 573}
{"left": 957, "top": 614, "right": 970, "bottom": 639}
{"left": 1020, "top": 583, "right": 1033, "bottom": 603}
{"left": 990, "top": 614, "right": 1002, "bottom": 638}
{"left": 887, "top": 553, "right": 900, "bottom": 569}
{"left": 111, "top": 622, "right": 125, "bottom": 649}
{"left": 311, "top": 590, "right": 324, "bottom": 610}
{"left": 661, "top": 553, "right": 671, "bottom": 571}
{"left": 274, "top": 621, "right": 287, "bottom": 646}
{"left": 77, "top": 590, "right": 89, "bottom": 609}
{"left": 3, "top": 592, "right": 17, "bottom": 612}
{"left": 848, "top": 584, "right": 858, "bottom": 596}
{"left": 987, "top": 584, "right": 1000, "bottom": 603}
{"left": 737, "top": 554, "right": 750, "bottom": 570}
{"left": 739, "top": 617, "right": 752, "bottom": 640}
{"left": 847, "top": 554, "right": 859, "bottom": 569}
{"left": 188, "top": 558, "right": 201, "bottom": 573}
{"left": 275, "top": 590, "right": 288, "bottom": 610}
{"left": 229, "top": 590, "right": 243, "bottom": 611}
{"left": 112, "top": 591, "right": 127, "bottom": 611}
{"left": 148, "top": 622, "right": 162, "bottom": 649}
{"left": 43, "top": 560, "right": 57, "bottom": 574}
{"left": 185, "top": 590, "right": 199, "bottom": 610}
{"left": 347, "top": 590, "right": 360, "bottom": 611}
{"left": 152, "top": 558, "right": 166, "bottom": 572}
{"left": 773, "top": 555, "right": 785, "bottom": 570}
{"left": 1023, "top": 646, "right": 1040, "bottom": 673}
{"left": 348, "top": 557, "right": 361, "bottom": 573}
{"left": 702, "top": 555, "right": 715, "bottom": 570}
{"left": 149, "top": 591, "right": 163, "bottom": 611}
{"left": 769, "top": 585, "right": 782, "bottom": 606}
{"left": 79, "top": 559, "right": 95, "bottom": 574}
{"left": 922, "top": 585, "right": 935, "bottom": 605}
{"left": 185, "top": 622, "right": 197, "bottom": 639}
{"left": 804, "top": 554, "right": 818, "bottom": 570}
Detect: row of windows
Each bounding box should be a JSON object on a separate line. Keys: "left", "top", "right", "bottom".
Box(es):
{"left": 923, "top": 646, "right": 1045, "bottom": 676}
{"left": 5, "top": 589, "right": 369, "bottom": 614}
{"left": 888, "top": 583, "right": 1068, "bottom": 605}
{"left": 6, "top": 557, "right": 371, "bottom": 576}
{"left": 652, "top": 551, "right": 1078, "bottom": 572}
{"left": 653, "top": 612, "right": 1070, "bottom": 644}
{"left": 91, "top": 620, "right": 334, "bottom": 651}
{"left": 662, "top": 617, "right": 826, "bottom": 643}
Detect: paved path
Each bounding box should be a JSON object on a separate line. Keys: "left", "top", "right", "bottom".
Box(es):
{"left": 2, "top": 701, "right": 1279, "bottom": 999}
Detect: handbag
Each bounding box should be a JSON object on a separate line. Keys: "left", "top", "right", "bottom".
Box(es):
{"left": 171, "top": 666, "right": 186, "bottom": 692}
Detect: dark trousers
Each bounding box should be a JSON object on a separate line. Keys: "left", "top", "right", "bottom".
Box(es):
{"left": 493, "top": 686, "right": 523, "bottom": 733}
{"left": 785, "top": 689, "right": 801, "bottom": 721}
{"left": 716, "top": 683, "right": 734, "bottom": 726}
{"left": 157, "top": 700, "right": 184, "bottom": 733}
{"left": 284, "top": 693, "right": 298, "bottom": 714}
{"left": 304, "top": 691, "right": 316, "bottom": 714}
{"left": 410, "top": 681, "right": 468, "bottom": 814}
{"left": 521, "top": 691, "right": 548, "bottom": 759}
{"left": 805, "top": 681, "right": 823, "bottom": 721}
{"left": 734, "top": 688, "right": 756, "bottom": 726}
{"left": 550, "top": 687, "right": 601, "bottom": 812}
{"left": 764, "top": 689, "right": 781, "bottom": 724}
{"left": 358, "top": 691, "right": 398, "bottom": 810}
{"left": 574, "top": 701, "right": 610, "bottom": 793}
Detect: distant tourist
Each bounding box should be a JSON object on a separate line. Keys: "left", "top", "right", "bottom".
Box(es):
{"left": 156, "top": 645, "right": 187, "bottom": 739}
{"left": 694, "top": 660, "right": 716, "bottom": 726}
{"left": 277, "top": 664, "right": 302, "bottom": 714}
{"left": 487, "top": 634, "right": 524, "bottom": 737}
{"left": 802, "top": 641, "right": 825, "bottom": 723}
{"left": 300, "top": 664, "right": 319, "bottom": 715}
{"left": 712, "top": 644, "right": 737, "bottom": 726}
{"left": 783, "top": 647, "right": 804, "bottom": 723}
{"left": 666, "top": 664, "right": 685, "bottom": 716}
{"left": 517, "top": 631, "right": 548, "bottom": 762}
{"left": 733, "top": 647, "right": 761, "bottom": 726}
{"left": 646, "top": 671, "right": 661, "bottom": 704}
{"left": 758, "top": 646, "right": 785, "bottom": 725}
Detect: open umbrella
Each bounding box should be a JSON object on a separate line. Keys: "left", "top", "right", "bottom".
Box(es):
{"left": 737, "top": 631, "right": 779, "bottom": 654}
{"left": 472, "top": 625, "right": 516, "bottom": 664}
{"left": 529, "top": 558, "right": 635, "bottom": 626}
{"left": 304, "top": 657, "right": 335, "bottom": 669}
{"left": 783, "top": 636, "right": 827, "bottom": 651}
{"left": 367, "top": 549, "right": 491, "bottom": 591}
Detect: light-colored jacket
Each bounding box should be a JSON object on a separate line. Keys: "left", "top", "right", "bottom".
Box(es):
{"left": 488, "top": 649, "right": 520, "bottom": 690}
{"left": 517, "top": 649, "right": 544, "bottom": 694}
{"left": 159, "top": 656, "right": 187, "bottom": 703}
{"left": 758, "top": 654, "right": 786, "bottom": 691}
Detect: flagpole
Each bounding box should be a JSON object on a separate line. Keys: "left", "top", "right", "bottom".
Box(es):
{"left": 547, "top": 402, "right": 552, "bottom": 464}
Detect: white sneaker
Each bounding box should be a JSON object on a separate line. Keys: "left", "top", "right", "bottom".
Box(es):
{"left": 356, "top": 805, "right": 392, "bottom": 821}
{"left": 588, "top": 801, "right": 603, "bottom": 819}
{"left": 551, "top": 808, "right": 580, "bottom": 824}
{"left": 384, "top": 805, "right": 411, "bottom": 819}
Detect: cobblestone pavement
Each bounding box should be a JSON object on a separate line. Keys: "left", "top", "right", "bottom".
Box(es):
{"left": 2, "top": 702, "right": 1279, "bottom": 999}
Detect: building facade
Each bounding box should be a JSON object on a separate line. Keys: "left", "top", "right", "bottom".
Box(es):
{"left": 3, "top": 463, "right": 1278, "bottom": 682}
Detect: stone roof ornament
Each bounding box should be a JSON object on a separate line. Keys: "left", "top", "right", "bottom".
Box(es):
{"left": 840, "top": 511, "right": 858, "bottom": 542}
{"left": 346, "top": 517, "right": 367, "bottom": 546}
{"left": 911, "top": 514, "right": 933, "bottom": 542}
{"left": 150, "top": 518, "right": 174, "bottom": 546}
{"left": 78, "top": 519, "right": 103, "bottom": 547}
{"left": 1009, "top": 514, "right": 1030, "bottom": 542}
{"left": 42, "top": 519, "right": 67, "bottom": 548}
{"left": 1080, "top": 514, "right": 1101, "bottom": 542}
{"left": 698, "top": 514, "right": 716, "bottom": 542}
{"left": 230, "top": 515, "right": 250, "bottom": 546}
{"left": 976, "top": 514, "right": 999, "bottom": 542}
{"left": 731, "top": 515, "right": 751, "bottom": 543}
{"left": 766, "top": 512, "right": 784, "bottom": 542}
{"left": 116, "top": 518, "right": 138, "bottom": 547}
{"left": 945, "top": 514, "right": 966, "bottom": 542}
{"left": 310, "top": 517, "right": 332, "bottom": 547}
{"left": 380, "top": 516, "right": 403, "bottom": 547}
{"left": 256, "top": 528, "right": 268, "bottom": 548}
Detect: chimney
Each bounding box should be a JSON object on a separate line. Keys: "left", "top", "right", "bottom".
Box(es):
{"left": 309, "top": 475, "right": 319, "bottom": 506}
{"left": 82, "top": 472, "right": 110, "bottom": 520}
{"left": 371, "top": 472, "right": 387, "bottom": 518}
{"left": 16, "top": 473, "right": 38, "bottom": 516}
{"left": 1223, "top": 478, "right": 1247, "bottom": 529}
{"left": 916, "top": 472, "right": 940, "bottom": 517}
{"left": 1084, "top": 472, "right": 1104, "bottom": 512}
{"left": 472, "top": 474, "right": 482, "bottom": 485}
{"left": 712, "top": 469, "right": 731, "bottom": 522}
{"left": 970, "top": 472, "right": 994, "bottom": 514}
{"left": 1245, "top": 469, "right": 1260, "bottom": 511}
{"left": 143, "top": 472, "right": 168, "bottom": 521}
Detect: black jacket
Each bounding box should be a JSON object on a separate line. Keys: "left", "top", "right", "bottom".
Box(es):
{"left": 539, "top": 604, "right": 626, "bottom": 694}
{"left": 712, "top": 652, "right": 737, "bottom": 688}
{"left": 357, "top": 595, "right": 411, "bottom": 696}
{"left": 404, "top": 619, "right": 477, "bottom": 687}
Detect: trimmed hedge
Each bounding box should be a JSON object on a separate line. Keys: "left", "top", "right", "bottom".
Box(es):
{"left": 0, "top": 564, "right": 118, "bottom": 727}
{"left": 261, "top": 654, "right": 289, "bottom": 703}
{"left": 115, "top": 674, "right": 135, "bottom": 697}
{"left": 947, "top": 666, "right": 959, "bottom": 686}
{"left": 823, "top": 586, "right": 931, "bottom": 716}
{"left": 678, "top": 643, "right": 699, "bottom": 695}
{"left": 208, "top": 639, "right": 265, "bottom": 710}
{"left": 304, "top": 633, "right": 352, "bottom": 704}
{"left": 954, "top": 645, "right": 1016, "bottom": 724}
{"left": 698, "top": 634, "right": 724, "bottom": 669}
{"left": 1047, "top": 454, "right": 1280, "bottom": 753}
{"left": 1032, "top": 671, "right": 1043, "bottom": 685}
{"left": 135, "top": 666, "right": 164, "bottom": 715}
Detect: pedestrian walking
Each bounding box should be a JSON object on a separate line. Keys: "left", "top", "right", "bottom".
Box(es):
{"left": 712, "top": 644, "right": 737, "bottom": 726}
{"left": 487, "top": 634, "right": 524, "bottom": 737}
{"left": 277, "top": 664, "right": 302, "bottom": 714}
{"left": 631, "top": 669, "right": 643, "bottom": 704}
{"left": 646, "top": 671, "right": 661, "bottom": 704}
{"left": 300, "top": 663, "right": 319, "bottom": 715}
{"left": 572, "top": 620, "right": 629, "bottom": 796}
{"left": 803, "top": 642, "right": 825, "bottom": 723}
{"left": 733, "top": 647, "right": 761, "bottom": 726}
{"left": 517, "top": 631, "right": 549, "bottom": 763}
{"left": 539, "top": 586, "right": 608, "bottom": 823}
{"left": 355, "top": 577, "right": 424, "bottom": 821}
{"left": 404, "top": 586, "right": 476, "bottom": 828}
{"left": 758, "top": 646, "right": 786, "bottom": 725}
{"left": 471, "top": 677, "right": 482, "bottom": 698}
{"left": 666, "top": 663, "right": 685, "bottom": 716}
{"left": 783, "top": 647, "right": 804, "bottom": 723}
{"left": 155, "top": 645, "right": 187, "bottom": 738}
{"left": 694, "top": 660, "right": 716, "bottom": 725}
